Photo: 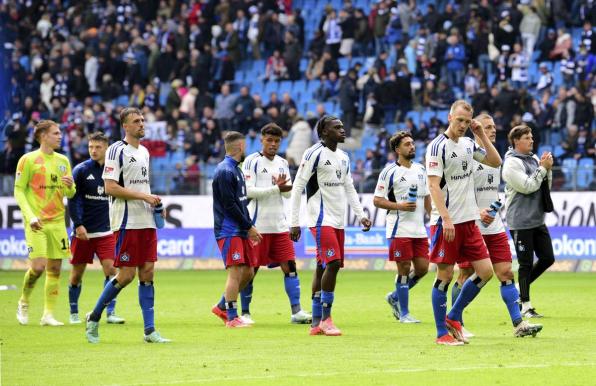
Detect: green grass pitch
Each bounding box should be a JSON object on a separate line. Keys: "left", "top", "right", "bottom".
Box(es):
{"left": 1, "top": 270, "right": 595, "bottom": 385}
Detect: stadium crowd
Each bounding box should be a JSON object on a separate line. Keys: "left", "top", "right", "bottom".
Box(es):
{"left": 0, "top": 0, "right": 595, "bottom": 195}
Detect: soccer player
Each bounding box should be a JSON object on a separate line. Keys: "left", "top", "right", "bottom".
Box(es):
{"left": 374, "top": 131, "right": 431, "bottom": 323}
{"left": 239, "top": 123, "right": 312, "bottom": 324}
{"left": 15, "top": 120, "right": 76, "bottom": 326}
{"left": 211, "top": 131, "right": 263, "bottom": 328}
{"left": 85, "top": 107, "right": 170, "bottom": 343}
{"left": 426, "top": 100, "right": 502, "bottom": 346}
{"left": 289, "top": 116, "right": 372, "bottom": 336}
{"left": 67, "top": 132, "right": 125, "bottom": 325}
{"left": 452, "top": 114, "right": 543, "bottom": 338}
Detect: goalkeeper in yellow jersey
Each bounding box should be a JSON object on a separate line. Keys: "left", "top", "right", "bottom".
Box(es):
{"left": 15, "top": 120, "right": 76, "bottom": 326}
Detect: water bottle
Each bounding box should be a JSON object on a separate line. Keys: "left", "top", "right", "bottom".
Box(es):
{"left": 154, "top": 203, "right": 165, "bottom": 229}
{"left": 484, "top": 200, "right": 502, "bottom": 227}
{"left": 407, "top": 185, "right": 417, "bottom": 203}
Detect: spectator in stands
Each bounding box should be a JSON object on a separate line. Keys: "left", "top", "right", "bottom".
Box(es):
{"left": 537, "top": 28, "right": 557, "bottom": 63}
{"left": 265, "top": 49, "right": 288, "bottom": 80}
{"left": 247, "top": 5, "right": 262, "bottom": 59}
{"left": 283, "top": 31, "right": 302, "bottom": 80}
{"left": 536, "top": 63, "right": 554, "bottom": 95}
{"left": 509, "top": 43, "right": 529, "bottom": 89}
{"left": 316, "top": 72, "right": 341, "bottom": 102}
{"left": 372, "top": 1, "right": 390, "bottom": 55}
{"left": 265, "top": 92, "right": 282, "bottom": 112}
{"left": 444, "top": 34, "right": 466, "bottom": 88}
{"left": 353, "top": 8, "right": 371, "bottom": 57}
{"left": 214, "top": 83, "right": 236, "bottom": 132}
{"left": 428, "top": 80, "right": 455, "bottom": 110}
{"left": 263, "top": 12, "right": 284, "bottom": 57}
{"left": 520, "top": 6, "right": 542, "bottom": 58}
{"left": 280, "top": 93, "right": 297, "bottom": 117}
{"left": 233, "top": 86, "right": 256, "bottom": 134}
{"left": 338, "top": 9, "right": 355, "bottom": 58}
{"left": 339, "top": 69, "right": 358, "bottom": 136}
{"left": 323, "top": 8, "right": 342, "bottom": 58}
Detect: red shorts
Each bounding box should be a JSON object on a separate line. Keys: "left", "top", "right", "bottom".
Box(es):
{"left": 459, "top": 232, "right": 512, "bottom": 269}
{"left": 430, "top": 220, "right": 489, "bottom": 265}
{"left": 252, "top": 232, "right": 295, "bottom": 266}
{"left": 309, "top": 226, "right": 345, "bottom": 267}
{"left": 70, "top": 234, "right": 116, "bottom": 265}
{"left": 388, "top": 237, "right": 429, "bottom": 262}
{"left": 217, "top": 236, "right": 258, "bottom": 268}
{"left": 113, "top": 229, "right": 158, "bottom": 267}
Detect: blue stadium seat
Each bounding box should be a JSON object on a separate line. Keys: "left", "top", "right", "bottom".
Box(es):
{"left": 577, "top": 158, "right": 595, "bottom": 189}
{"left": 553, "top": 145, "right": 565, "bottom": 158}
{"left": 205, "top": 163, "right": 218, "bottom": 179}
{"left": 338, "top": 57, "right": 350, "bottom": 71}
{"left": 278, "top": 81, "right": 293, "bottom": 95}
{"left": 115, "top": 94, "right": 129, "bottom": 107}
{"left": 278, "top": 136, "right": 289, "bottom": 154}
{"left": 293, "top": 80, "right": 307, "bottom": 97}
{"left": 550, "top": 131, "right": 562, "bottom": 146}
{"left": 435, "top": 109, "right": 449, "bottom": 123}
{"left": 385, "top": 123, "right": 398, "bottom": 134}
{"left": 406, "top": 111, "right": 420, "bottom": 128}
{"left": 234, "top": 70, "right": 245, "bottom": 83}
{"left": 538, "top": 145, "right": 553, "bottom": 155}
{"left": 421, "top": 110, "right": 435, "bottom": 125}
{"left": 305, "top": 80, "right": 320, "bottom": 99}
{"left": 561, "top": 158, "right": 578, "bottom": 189}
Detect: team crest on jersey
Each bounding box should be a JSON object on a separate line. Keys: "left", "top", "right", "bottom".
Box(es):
{"left": 517, "top": 242, "right": 526, "bottom": 252}
{"left": 232, "top": 251, "right": 241, "bottom": 261}
{"left": 439, "top": 249, "right": 445, "bottom": 257}
{"left": 326, "top": 248, "right": 335, "bottom": 257}
{"left": 97, "top": 186, "right": 104, "bottom": 195}
{"left": 16, "top": 171, "right": 21, "bottom": 180}
{"left": 466, "top": 148, "right": 472, "bottom": 154}
{"left": 279, "top": 167, "right": 284, "bottom": 174}
{"left": 487, "top": 174, "right": 494, "bottom": 184}
{"left": 394, "top": 250, "right": 401, "bottom": 258}
{"left": 51, "top": 174, "right": 58, "bottom": 183}
{"left": 418, "top": 174, "right": 423, "bottom": 180}
{"left": 28, "top": 246, "right": 33, "bottom": 253}
{"left": 461, "top": 161, "right": 468, "bottom": 171}
{"left": 59, "top": 165, "right": 67, "bottom": 173}
{"left": 141, "top": 166, "right": 147, "bottom": 177}
{"left": 120, "top": 253, "right": 130, "bottom": 262}
{"left": 336, "top": 169, "right": 342, "bottom": 180}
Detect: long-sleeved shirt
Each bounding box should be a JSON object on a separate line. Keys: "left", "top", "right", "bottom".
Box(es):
{"left": 290, "top": 142, "right": 365, "bottom": 229}
{"left": 14, "top": 149, "right": 75, "bottom": 224}
{"left": 213, "top": 155, "right": 252, "bottom": 239}
{"left": 502, "top": 149, "right": 552, "bottom": 230}
{"left": 68, "top": 159, "right": 111, "bottom": 238}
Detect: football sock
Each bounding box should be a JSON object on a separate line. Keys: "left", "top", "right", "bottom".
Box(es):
{"left": 20, "top": 268, "right": 40, "bottom": 304}
{"left": 139, "top": 281, "right": 155, "bottom": 335}
{"left": 217, "top": 294, "right": 226, "bottom": 311}
{"left": 451, "top": 282, "right": 463, "bottom": 324}
{"left": 397, "top": 275, "right": 409, "bottom": 316}
{"left": 89, "top": 278, "right": 124, "bottom": 322}
{"left": 500, "top": 280, "right": 523, "bottom": 326}
{"left": 321, "top": 290, "right": 334, "bottom": 321}
{"left": 105, "top": 276, "right": 117, "bottom": 315}
{"left": 284, "top": 272, "right": 301, "bottom": 314}
{"left": 311, "top": 291, "right": 322, "bottom": 327}
{"left": 521, "top": 301, "right": 533, "bottom": 313}
{"left": 240, "top": 280, "right": 253, "bottom": 315}
{"left": 225, "top": 301, "right": 238, "bottom": 321}
{"left": 448, "top": 274, "right": 488, "bottom": 322}
{"left": 68, "top": 283, "right": 82, "bottom": 314}
{"left": 390, "top": 274, "right": 399, "bottom": 302}
{"left": 408, "top": 271, "right": 420, "bottom": 289}
{"left": 43, "top": 271, "right": 60, "bottom": 316}
{"left": 432, "top": 279, "right": 450, "bottom": 338}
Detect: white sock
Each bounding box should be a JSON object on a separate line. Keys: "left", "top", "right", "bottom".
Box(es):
{"left": 521, "top": 301, "right": 532, "bottom": 312}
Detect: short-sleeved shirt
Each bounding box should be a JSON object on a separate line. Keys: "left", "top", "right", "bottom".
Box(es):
{"left": 374, "top": 161, "right": 428, "bottom": 238}
{"left": 14, "top": 149, "right": 75, "bottom": 223}
{"left": 473, "top": 160, "right": 505, "bottom": 235}
{"left": 243, "top": 152, "right": 291, "bottom": 234}
{"left": 425, "top": 134, "right": 487, "bottom": 225}
{"left": 102, "top": 140, "right": 155, "bottom": 231}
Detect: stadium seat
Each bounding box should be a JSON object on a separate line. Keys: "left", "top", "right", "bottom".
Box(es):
{"left": 385, "top": 123, "right": 398, "bottom": 134}
{"left": 278, "top": 81, "right": 293, "bottom": 95}
{"left": 538, "top": 145, "right": 553, "bottom": 155}
{"left": 561, "top": 158, "right": 578, "bottom": 189}
{"left": 406, "top": 111, "right": 421, "bottom": 128}
{"left": 550, "top": 131, "right": 562, "bottom": 146}
{"left": 293, "top": 80, "right": 307, "bottom": 97}
{"left": 577, "top": 158, "right": 595, "bottom": 190}
{"left": 553, "top": 145, "right": 565, "bottom": 159}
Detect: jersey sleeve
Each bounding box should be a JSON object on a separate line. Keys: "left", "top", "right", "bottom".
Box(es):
{"left": 215, "top": 169, "right": 253, "bottom": 231}
{"left": 68, "top": 164, "right": 85, "bottom": 227}
{"left": 420, "top": 166, "right": 430, "bottom": 196}
{"left": 289, "top": 149, "right": 318, "bottom": 227}
{"left": 281, "top": 159, "right": 292, "bottom": 199}
{"left": 343, "top": 161, "right": 365, "bottom": 220}
{"left": 425, "top": 142, "right": 444, "bottom": 178}
{"left": 373, "top": 168, "right": 389, "bottom": 198}
{"left": 13, "top": 154, "right": 36, "bottom": 221}
{"left": 103, "top": 145, "right": 121, "bottom": 181}
{"left": 472, "top": 140, "right": 487, "bottom": 163}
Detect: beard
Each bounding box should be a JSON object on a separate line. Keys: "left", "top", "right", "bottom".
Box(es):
{"left": 405, "top": 152, "right": 415, "bottom": 160}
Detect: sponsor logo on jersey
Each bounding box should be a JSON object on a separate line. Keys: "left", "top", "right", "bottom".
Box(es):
{"left": 87, "top": 174, "right": 95, "bottom": 180}
{"left": 325, "top": 160, "right": 332, "bottom": 166}
{"left": 450, "top": 152, "right": 458, "bottom": 158}
{"left": 477, "top": 164, "right": 484, "bottom": 171}
{"left": 429, "top": 161, "right": 438, "bottom": 168}
{"left": 261, "top": 168, "right": 268, "bottom": 173}
{"left": 232, "top": 251, "right": 241, "bottom": 261}
{"left": 400, "top": 176, "right": 406, "bottom": 183}
{"left": 326, "top": 248, "right": 335, "bottom": 257}
{"left": 120, "top": 252, "right": 130, "bottom": 262}
{"left": 129, "top": 156, "right": 137, "bottom": 163}
{"left": 105, "top": 166, "right": 114, "bottom": 173}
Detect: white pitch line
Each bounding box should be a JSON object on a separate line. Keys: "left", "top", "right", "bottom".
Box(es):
{"left": 113, "top": 362, "right": 594, "bottom": 386}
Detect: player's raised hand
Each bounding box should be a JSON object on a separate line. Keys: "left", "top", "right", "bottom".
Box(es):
{"left": 61, "top": 175, "right": 74, "bottom": 188}
{"left": 398, "top": 201, "right": 417, "bottom": 212}
{"left": 289, "top": 226, "right": 301, "bottom": 242}
{"left": 360, "top": 217, "right": 372, "bottom": 232}
{"left": 30, "top": 217, "right": 42, "bottom": 231}
{"left": 75, "top": 225, "right": 89, "bottom": 240}
{"left": 442, "top": 217, "right": 455, "bottom": 242}
{"left": 143, "top": 194, "right": 161, "bottom": 207}
{"left": 470, "top": 119, "right": 483, "bottom": 136}
{"left": 274, "top": 174, "right": 292, "bottom": 192}
{"left": 479, "top": 208, "right": 495, "bottom": 226}
{"left": 248, "top": 226, "right": 263, "bottom": 244}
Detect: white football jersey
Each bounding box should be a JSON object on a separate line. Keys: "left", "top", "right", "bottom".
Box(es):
{"left": 103, "top": 140, "right": 155, "bottom": 231}
{"left": 243, "top": 152, "right": 291, "bottom": 234}
{"left": 374, "top": 161, "right": 428, "bottom": 238}
{"left": 290, "top": 143, "right": 365, "bottom": 229}
{"left": 426, "top": 134, "right": 487, "bottom": 225}
{"left": 473, "top": 160, "right": 505, "bottom": 235}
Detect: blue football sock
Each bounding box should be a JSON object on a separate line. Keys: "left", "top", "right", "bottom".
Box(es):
{"left": 451, "top": 282, "right": 462, "bottom": 323}
{"left": 321, "top": 290, "right": 334, "bottom": 321}
{"left": 397, "top": 275, "right": 409, "bottom": 316}
{"left": 448, "top": 275, "right": 486, "bottom": 322}
{"left": 104, "top": 276, "right": 117, "bottom": 315}
{"left": 139, "top": 281, "right": 155, "bottom": 335}
{"left": 217, "top": 294, "right": 226, "bottom": 311}
{"left": 89, "top": 278, "right": 123, "bottom": 322}
{"left": 284, "top": 273, "right": 301, "bottom": 314}
{"left": 432, "top": 279, "right": 450, "bottom": 338}
{"left": 501, "top": 280, "right": 523, "bottom": 326}
{"left": 240, "top": 280, "right": 253, "bottom": 314}
{"left": 225, "top": 301, "right": 238, "bottom": 321}
{"left": 408, "top": 271, "right": 420, "bottom": 289}
{"left": 390, "top": 274, "right": 399, "bottom": 301}
{"left": 68, "top": 283, "right": 81, "bottom": 314}
{"left": 311, "top": 291, "right": 322, "bottom": 327}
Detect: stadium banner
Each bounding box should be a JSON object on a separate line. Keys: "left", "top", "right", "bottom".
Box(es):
{"left": 0, "top": 227, "right": 595, "bottom": 272}
{"left": 0, "top": 192, "right": 594, "bottom": 229}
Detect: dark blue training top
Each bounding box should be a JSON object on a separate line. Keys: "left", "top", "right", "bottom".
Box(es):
{"left": 212, "top": 155, "right": 252, "bottom": 240}
{"left": 68, "top": 159, "right": 110, "bottom": 233}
